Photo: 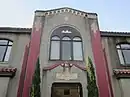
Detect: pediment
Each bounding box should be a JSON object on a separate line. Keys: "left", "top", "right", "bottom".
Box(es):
{"left": 35, "top": 7, "right": 97, "bottom": 18}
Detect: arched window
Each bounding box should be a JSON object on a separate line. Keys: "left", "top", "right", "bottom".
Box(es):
{"left": 0, "top": 39, "right": 13, "bottom": 62}
{"left": 116, "top": 43, "right": 130, "bottom": 65}
{"left": 50, "top": 26, "right": 83, "bottom": 61}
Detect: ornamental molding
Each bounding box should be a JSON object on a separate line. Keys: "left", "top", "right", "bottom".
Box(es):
{"left": 43, "top": 61, "right": 86, "bottom": 71}
{"left": 113, "top": 69, "right": 130, "bottom": 78}
{"left": 62, "top": 30, "right": 72, "bottom": 33}
{"left": 0, "top": 67, "right": 17, "bottom": 77}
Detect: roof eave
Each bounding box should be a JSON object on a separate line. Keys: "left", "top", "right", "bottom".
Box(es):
{"left": 101, "top": 31, "right": 130, "bottom": 37}
{"left": 0, "top": 27, "right": 31, "bottom": 34}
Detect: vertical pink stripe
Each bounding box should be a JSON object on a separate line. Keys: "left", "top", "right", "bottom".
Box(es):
{"left": 22, "top": 29, "right": 42, "bottom": 97}
{"left": 17, "top": 45, "right": 29, "bottom": 97}
{"left": 91, "top": 31, "right": 111, "bottom": 97}
{"left": 103, "top": 49, "right": 114, "bottom": 97}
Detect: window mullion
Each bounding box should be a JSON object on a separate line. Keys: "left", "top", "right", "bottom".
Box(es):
{"left": 71, "top": 40, "right": 73, "bottom": 61}
{"left": 81, "top": 41, "right": 84, "bottom": 61}
{"left": 120, "top": 47, "right": 127, "bottom": 65}
{"left": 122, "top": 50, "right": 126, "bottom": 65}
{"left": 49, "top": 40, "right": 52, "bottom": 60}
{"left": 60, "top": 40, "right": 62, "bottom": 60}
{"left": 2, "top": 41, "right": 9, "bottom": 61}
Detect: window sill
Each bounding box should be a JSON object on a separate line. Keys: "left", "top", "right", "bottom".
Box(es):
{"left": 49, "top": 60, "right": 84, "bottom": 63}
{"left": 0, "top": 61, "right": 8, "bottom": 64}
{"left": 49, "top": 59, "right": 84, "bottom": 61}
{"left": 117, "top": 65, "right": 130, "bottom": 69}
{"left": 0, "top": 62, "right": 9, "bottom": 67}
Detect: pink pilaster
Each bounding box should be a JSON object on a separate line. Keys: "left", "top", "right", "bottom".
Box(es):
{"left": 91, "top": 28, "right": 111, "bottom": 97}
{"left": 22, "top": 16, "right": 44, "bottom": 97}
{"left": 17, "top": 45, "right": 29, "bottom": 97}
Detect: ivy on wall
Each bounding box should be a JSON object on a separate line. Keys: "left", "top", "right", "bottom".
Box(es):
{"left": 30, "top": 58, "right": 41, "bottom": 97}
{"left": 86, "top": 57, "right": 99, "bottom": 97}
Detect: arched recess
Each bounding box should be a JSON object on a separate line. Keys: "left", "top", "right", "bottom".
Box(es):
{"left": 49, "top": 26, "right": 84, "bottom": 61}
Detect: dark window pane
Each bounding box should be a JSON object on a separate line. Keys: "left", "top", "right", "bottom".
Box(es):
{"left": 123, "top": 50, "right": 130, "bottom": 64}
{"left": 0, "top": 40, "right": 8, "bottom": 45}
{"left": 0, "top": 46, "right": 6, "bottom": 61}
{"left": 62, "top": 41, "right": 71, "bottom": 60}
{"left": 4, "top": 46, "right": 12, "bottom": 61}
{"left": 117, "top": 50, "right": 125, "bottom": 65}
{"left": 50, "top": 41, "right": 60, "bottom": 59}
{"left": 73, "top": 42, "right": 83, "bottom": 60}
{"left": 64, "top": 89, "right": 70, "bottom": 95}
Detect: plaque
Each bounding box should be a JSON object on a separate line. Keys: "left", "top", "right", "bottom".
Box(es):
{"left": 56, "top": 63, "right": 78, "bottom": 80}
{"left": 56, "top": 72, "right": 78, "bottom": 80}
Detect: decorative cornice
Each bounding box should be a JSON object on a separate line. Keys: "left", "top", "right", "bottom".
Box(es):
{"left": 113, "top": 69, "right": 130, "bottom": 78}
{"left": 35, "top": 7, "right": 97, "bottom": 18}
{"left": 0, "top": 67, "right": 17, "bottom": 77}
{"left": 0, "top": 27, "right": 130, "bottom": 37}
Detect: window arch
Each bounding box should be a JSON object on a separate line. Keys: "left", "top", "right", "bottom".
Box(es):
{"left": 116, "top": 43, "right": 130, "bottom": 66}
{"left": 0, "top": 39, "right": 13, "bottom": 62}
{"left": 50, "top": 26, "right": 83, "bottom": 61}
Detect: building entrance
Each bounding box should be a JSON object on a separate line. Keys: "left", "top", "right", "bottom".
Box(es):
{"left": 51, "top": 83, "right": 82, "bottom": 97}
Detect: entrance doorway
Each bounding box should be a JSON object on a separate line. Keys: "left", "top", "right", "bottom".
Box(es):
{"left": 51, "top": 83, "right": 82, "bottom": 97}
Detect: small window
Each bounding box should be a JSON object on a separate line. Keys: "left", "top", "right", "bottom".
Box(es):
{"left": 116, "top": 43, "right": 130, "bottom": 66}
{"left": 0, "top": 40, "right": 13, "bottom": 62}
